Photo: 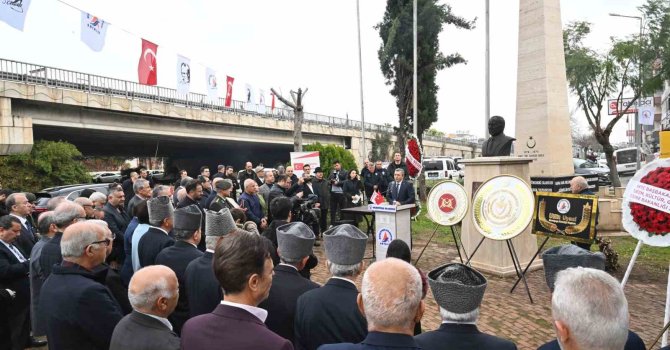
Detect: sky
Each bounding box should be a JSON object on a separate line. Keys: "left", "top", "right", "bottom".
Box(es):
{"left": 0, "top": 0, "right": 648, "bottom": 142}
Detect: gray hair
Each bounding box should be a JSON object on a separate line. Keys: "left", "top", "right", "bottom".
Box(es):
{"left": 361, "top": 258, "right": 422, "bottom": 330}
{"left": 37, "top": 211, "right": 56, "bottom": 234}
{"left": 133, "top": 179, "right": 149, "bottom": 194}
{"left": 53, "top": 202, "right": 84, "bottom": 228}
{"left": 329, "top": 261, "right": 362, "bottom": 278}
{"left": 152, "top": 185, "right": 170, "bottom": 198}
{"left": 244, "top": 179, "right": 256, "bottom": 189}
{"left": 73, "top": 197, "right": 93, "bottom": 207}
{"left": 440, "top": 307, "right": 480, "bottom": 323}
{"left": 394, "top": 168, "right": 405, "bottom": 176}
{"left": 552, "top": 267, "right": 629, "bottom": 350}
{"left": 46, "top": 196, "right": 67, "bottom": 211}
{"left": 571, "top": 176, "right": 589, "bottom": 191}
{"left": 89, "top": 192, "right": 106, "bottom": 205}
{"left": 128, "top": 274, "right": 175, "bottom": 310}
{"left": 5, "top": 193, "right": 24, "bottom": 212}
{"left": 205, "top": 235, "right": 220, "bottom": 250}
{"left": 61, "top": 226, "right": 100, "bottom": 258}
{"left": 176, "top": 188, "right": 187, "bottom": 203}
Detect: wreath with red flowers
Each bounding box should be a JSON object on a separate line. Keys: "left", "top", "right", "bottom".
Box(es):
{"left": 629, "top": 167, "right": 670, "bottom": 236}
{"left": 405, "top": 135, "right": 423, "bottom": 179}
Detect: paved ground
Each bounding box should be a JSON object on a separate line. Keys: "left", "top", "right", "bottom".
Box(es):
{"left": 310, "top": 230, "right": 669, "bottom": 350}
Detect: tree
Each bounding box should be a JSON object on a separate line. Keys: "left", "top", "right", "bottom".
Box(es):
{"left": 369, "top": 126, "right": 394, "bottom": 162}
{"left": 376, "top": 0, "right": 474, "bottom": 149}
{"left": 271, "top": 88, "right": 308, "bottom": 152}
{"left": 564, "top": 0, "right": 670, "bottom": 187}
{"left": 303, "top": 142, "right": 357, "bottom": 173}
{"left": 0, "top": 140, "right": 91, "bottom": 192}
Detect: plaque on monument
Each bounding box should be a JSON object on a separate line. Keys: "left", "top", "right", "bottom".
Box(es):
{"left": 472, "top": 175, "right": 534, "bottom": 241}
{"left": 427, "top": 181, "right": 468, "bottom": 226}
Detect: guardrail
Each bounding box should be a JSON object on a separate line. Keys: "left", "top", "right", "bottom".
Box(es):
{"left": 0, "top": 58, "right": 479, "bottom": 148}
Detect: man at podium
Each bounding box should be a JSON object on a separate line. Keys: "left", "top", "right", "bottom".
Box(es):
{"left": 386, "top": 169, "right": 415, "bottom": 206}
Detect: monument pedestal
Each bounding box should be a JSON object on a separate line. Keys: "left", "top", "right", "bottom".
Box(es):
{"left": 459, "top": 157, "right": 541, "bottom": 277}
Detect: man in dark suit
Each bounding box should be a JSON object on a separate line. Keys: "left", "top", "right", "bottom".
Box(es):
{"left": 104, "top": 187, "right": 131, "bottom": 266}
{"left": 30, "top": 211, "right": 58, "bottom": 338}
{"left": 155, "top": 205, "right": 203, "bottom": 335}
{"left": 110, "top": 265, "right": 180, "bottom": 350}
{"left": 127, "top": 179, "right": 151, "bottom": 221}
{"left": 320, "top": 258, "right": 424, "bottom": 350}
{"left": 39, "top": 201, "right": 85, "bottom": 279}
{"left": 39, "top": 221, "right": 124, "bottom": 350}
{"left": 177, "top": 179, "right": 207, "bottom": 251}
{"left": 181, "top": 231, "right": 292, "bottom": 350}
{"left": 295, "top": 224, "right": 368, "bottom": 350}
{"left": 312, "top": 167, "right": 330, "bottom": 235}
{"left": 259, "top": 222, "right": 319, "bottom": 344}
{"left": 138, "top": 196, "right": 175, "bottom": 268}
{"left": 415, "top": 263, "right": 517, "bottom": 350}
{"left": 386, "top": 169, "right": 415, "bottom": 205}
{"left": 0, "top": 216, "right": 32, "bottom": 350}
{"left": 6, "top": 193, "right": 38, "bottom": 256}
{"left": 122, "top": 171, "right": 139, "bottom": 208}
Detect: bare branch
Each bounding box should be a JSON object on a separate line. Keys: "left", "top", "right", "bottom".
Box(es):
{"left": 271, "top": 88, "right": 296, "bottom": 109}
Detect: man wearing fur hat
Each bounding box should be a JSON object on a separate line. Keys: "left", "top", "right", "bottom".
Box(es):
{"left": 294, "top": 224, "right": 368, "bottom": 350}
{"left": 155, "top": 205, "right": 203, "bottom": 335}
{"left": 183, "top": 208, "right": 238, "bottom": 318}
{"left": 320, "top": 258, "right": 425, "bottom": 350}
{"left": 259, "top": 222, "right": 319, "bottom": 345}
{"left": 138, "top": 196, "right": 175, "bottom": 268}
{"left": 415, "top": 263, "right": 517, "bottom": 350}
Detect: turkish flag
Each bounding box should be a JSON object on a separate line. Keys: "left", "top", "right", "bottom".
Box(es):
{"left": 371, "top": 190, "right": 384, "bottom": 205}
{"left": 271, "top": 91, "right": 276, "bottom": 111}
{"left": 138, "top": 39, "right": 158, "bottom": 85}
{"left": 225, "top": 76, "right": 235, "bottom": 107}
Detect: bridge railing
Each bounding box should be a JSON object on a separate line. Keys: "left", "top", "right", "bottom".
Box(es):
{"left": 0, "top": 58, "right": 478, "bottom": 148}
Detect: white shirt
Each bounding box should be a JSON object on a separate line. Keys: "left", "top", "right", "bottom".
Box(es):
{"left": 0, "top": 240, "right": 27, "bottom": 262}
{"left": 138, "top": 311, "right": 173, "bottom": 331}
{"left": 278, "top": 263, "right": 298, "bottom": 272}
{"left": 9, "top": 214, "right": 27, "bottom": 227}
{"left": 442, "top": 320, "right": 477, "bottom": 325}
{"left": 220, "top": 300, "right": 268, "bottom": 322}
{"left": 330, "top": 276, "right": 357, "bottom": 287}
{"left": 206, "top": 249, "right": 215, "bottom": 253}
{"left": 154, "top": 227, "right": 169, "bottom": 235}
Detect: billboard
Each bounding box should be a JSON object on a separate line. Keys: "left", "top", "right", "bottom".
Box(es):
{"left": 608, "top": 97, "right": 653, "bottom": 116}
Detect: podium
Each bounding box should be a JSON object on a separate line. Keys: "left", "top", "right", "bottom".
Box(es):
{"left": 369, "top": 204, "right": 415, "bottom": 261}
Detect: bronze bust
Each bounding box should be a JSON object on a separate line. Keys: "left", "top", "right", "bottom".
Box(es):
{"left": 482, "top": 116, "right": 516, "bottom": 157}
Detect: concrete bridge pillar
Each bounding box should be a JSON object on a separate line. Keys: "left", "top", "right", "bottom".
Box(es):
{"left": 0, "top": 97, "right": 33, "bottom": 154}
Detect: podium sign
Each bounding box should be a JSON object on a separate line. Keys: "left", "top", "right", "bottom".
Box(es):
{"left": 532, "top": 192, "right": 598, "bottom": 244}
{"left": 370, "top": 204, "right": 415, "bottom": 261}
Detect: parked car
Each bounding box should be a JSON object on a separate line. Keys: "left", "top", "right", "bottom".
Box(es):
{"left": 33, "top": 183, "right": 112, "bottom": 217}
{"left": 573, "top": 158, "right": 611, "bottom": 186}
{"left": 423, "top": 158, "right": 460, "bottom": 180}
{"left": 92, "top": 171, "right": 122, "bottom": 183}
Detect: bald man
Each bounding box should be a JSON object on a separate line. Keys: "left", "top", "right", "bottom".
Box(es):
{"left": 39, "top": 221, "right": 123, "bottom": 350}
{"left": 110, "top": 265, "right": 180, "bottom": 350}
{"left": 320, "top": 258, "right": 425, "bottom": 350}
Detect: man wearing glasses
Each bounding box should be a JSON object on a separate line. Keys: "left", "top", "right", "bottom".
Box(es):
{"left": 38, "top": 221, "right": 124, "bottom": 350}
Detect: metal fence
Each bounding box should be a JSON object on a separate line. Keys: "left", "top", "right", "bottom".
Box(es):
{"left": 0, "top": 58, "right": 478, "bottom": 148}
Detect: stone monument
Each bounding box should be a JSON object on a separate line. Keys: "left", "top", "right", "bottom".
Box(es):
{"left": 514, "top": 0, "right": 574, "bottom": 177}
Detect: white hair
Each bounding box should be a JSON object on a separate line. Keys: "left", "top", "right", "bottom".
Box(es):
{"left": 552, "top": 267, "right": 629, "bottom": 350}
{"left": 128, "top": 274, "right": 175, "bottom": 310}
{"left": 133, "top": 179, "right": 149, "bottom": 193}
{"left": 244, "top": 179, "right": 256, "bottom": 189}
{"left": 571, "top": 176, "right": 589, "bottom": 191}
{"left": 73, "top": 197, "right": 93, "bottom": 207}
{"left": 439, "top": 307, "right": 480, "bottom": 323}
{"left": 89, "top": 192, "right": 106, "bottom": 204}
{"left": 61, "top": 227, "right": 99, "bottom": 258}
{"left": 205, "top": 235, "right": 220, "bottom": 250}
{"left": 361, "top": 258, "right": 422, "bottom": 330}
{"left": 53, "top": 202, "right": 83, "bottom": 228}
{"left": 176, "top": 188, "right": 187, "bottom": 203}
{"left": 328, "top": 261, "right": 362, "bottom": 277}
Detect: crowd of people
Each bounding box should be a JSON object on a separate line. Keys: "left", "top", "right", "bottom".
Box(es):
{"left": 0, "top": 156, "right": 663, "bottom": 350}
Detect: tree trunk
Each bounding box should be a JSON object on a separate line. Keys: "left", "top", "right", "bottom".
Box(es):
{"left": 603, "top": 142, "right": 621, "bottom": 187}
{"left": 294, "top": 110, "right": 303, "bottom": 152}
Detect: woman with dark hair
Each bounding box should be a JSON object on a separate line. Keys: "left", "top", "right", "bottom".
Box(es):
{"left": 342, "top": 169, "right": 364, "bottom": 225}
{"left": 385, "top": 239, "right": 428, "bottom": 335}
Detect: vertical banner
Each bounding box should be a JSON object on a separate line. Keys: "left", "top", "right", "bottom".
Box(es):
{"left": 258, "top": 89, "right": 267, "bottom": 114}
{"left": 138, "top": 39, "right": 158, "bottom": 85}
{"left": 271, "top": 91, "right": 276, "bottom": 112}
{"left": 290, "top": 151, "right": 321, "bottom": 177}
{"left": 244, "top": 84, "right": 256, "bottom": 111}
{"left": 80, "top": 12, "right": 108, "bottom": 51}
{"left": 639, "top": 104, "right": 655, "bottom": 126}
{"left": 176, "top": 55, "right": 190, "bottom": 95}
{"left": 206, "top": 68, "right": 218, "bottom": 102}
{"left": 224, "top": 76, "right": 235, "bottom": 107}
{"left": 0, "top": 0, "right": 31, "bottom": 31}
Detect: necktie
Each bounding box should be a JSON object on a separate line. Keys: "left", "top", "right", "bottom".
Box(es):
{"left": 9, "top": 244, "right": 26, "bottom": 263}
{"left": 25, "top": 220, "right": 35, "bottom": 234}
{"left": 396, "top": 182, "right": 401, "bottom": 197}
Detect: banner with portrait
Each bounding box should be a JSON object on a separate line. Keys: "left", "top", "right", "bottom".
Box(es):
{"left": 532, "top": 192, "right": 598, "bottom": 243}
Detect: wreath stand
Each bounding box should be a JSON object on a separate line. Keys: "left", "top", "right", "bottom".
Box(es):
{"left": 414, "top": 223, "right": 468, "bottom": 266}
{"left": 465, "top": 235, "right": 534, "bottom": 304}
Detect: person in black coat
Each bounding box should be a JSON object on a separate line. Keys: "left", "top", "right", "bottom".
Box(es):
{"left": 328, "top": 160, "right": 348, "bottom": 222}
{"left": 342, "top": 169, "right": 364, "bottom": 224}
{"left": 110, "top": 266, "right": 181, "bottom": 350}
{"left": 154, "top": 205, "right": 203, "bottom": 335}
{"left": 6, "top": 193, "right": 38, "bottom": 257}
{"left": 104, "top": 189, "right": 131, "bottom": 266}
{"left": 259, "top": 222, "right": 320, "bottom": 345}
{"left": 386, "top": 169, "right": 415, "bottom": 205}
{"left": 0, "top": 216, "right": 31, "bottom": 350}
{"left": 138, "top": 196, "right": 175, "bottom": 268}
{"left": 295, "top": 225, "right": 368, "bottom": 350}
{"left": 39, "top": 221, "right": 124, "bottom": 350}
{"left": 362, "top": 163, "right": 380, "bottom": 200}
{"left": 385, "top": 152, "right": 409, "bottom": 182}
{"left": 39, "top": 201, "right": 85, "bottom": 280}
{"left": 176, "top": 180, "right": 207, "bottom": 252}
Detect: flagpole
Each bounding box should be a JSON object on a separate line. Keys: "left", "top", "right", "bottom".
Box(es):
{"left": 412, "top": 0, "right": 418, "bottom": 137}
{"left": 484, "top": 0, "right": 490, "bottom": 136}
{"left": 356, "top": 0, "right": 367, "bottom": 161}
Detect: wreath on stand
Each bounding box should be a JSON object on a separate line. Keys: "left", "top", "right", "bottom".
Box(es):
{"left": 405, "top": 135, "right": 423, "bottom": 220}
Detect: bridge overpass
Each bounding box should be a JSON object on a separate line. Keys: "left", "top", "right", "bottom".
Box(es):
{"left": 0, "top": 58, "right": 480, "bottom": 167}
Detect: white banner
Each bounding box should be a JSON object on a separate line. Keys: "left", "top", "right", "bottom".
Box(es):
{"left": 0, "top": 0, "right": 31, "bottom": 31}
{"left": 206, "top": 67, "right": 218, "bottom": 102}
{"left": 258, "top": 88, "right": 267, "bottom": 114}
{"left": 628, "top": 180, "right": 670, "bottom": 214}
{"left": 176, "top": 55, "right": 191, "bottom": 95}
{"left": 80, "top": 12, "right": 108, "bottom": 52}
{"left": 290, "top": 151, "right": 321, "bottom": 177}
{"left": 244, "top": 83, "right": 256, "bottom": 111}
{"left": 639, "top": 104, "right": 655, "bottom": 126}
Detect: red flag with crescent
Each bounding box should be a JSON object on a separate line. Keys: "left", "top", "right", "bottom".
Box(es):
{"left": 225, "top": 76, "right": 235, "bottom": 107}
{"left": 138, "top": 39, "right": 158, "bottom": 85}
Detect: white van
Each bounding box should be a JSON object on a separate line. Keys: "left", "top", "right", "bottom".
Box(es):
{"left": 422, "top": 158, "right": 460, "bottom": 180}
{"left": 613, "top": 147, "right": 644, "bottom": 175}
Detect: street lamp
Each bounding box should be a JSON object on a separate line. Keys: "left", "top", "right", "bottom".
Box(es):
{"left": 609, "top": 12, "right": 644, "bottom": 171}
